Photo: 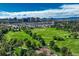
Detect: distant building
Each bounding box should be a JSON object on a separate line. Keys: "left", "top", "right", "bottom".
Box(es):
{"left": 0, "top": 17, "right": 55, "bottom": 28}
{"left": 25, "top": 21, "right": 54, "bottom": 27}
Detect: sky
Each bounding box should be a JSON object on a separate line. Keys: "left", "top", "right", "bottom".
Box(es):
{"left": 0, "top": 3, "right": 62, "bottom": 12}
{"left": 0, "top": 3, "right": 79, "bottom": 18}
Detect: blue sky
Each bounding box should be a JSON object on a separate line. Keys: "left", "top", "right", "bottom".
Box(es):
{"left": 0, "top": 3, "right": 63, "bottom": 12}
{"left": 0, "top": 3, "right": 79, "bottom": 18}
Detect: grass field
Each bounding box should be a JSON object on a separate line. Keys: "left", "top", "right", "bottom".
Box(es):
{"left": 4, "top": 30, "right": 41, "bottom": 50}
{"left": 5, "top": 31, "right": 29, "bottom": 41}
{"left": 32, "top": 28, "right": 79, "bottom": 56}
{"left": 4, "top": 28, "right": 79, "bottom": 55}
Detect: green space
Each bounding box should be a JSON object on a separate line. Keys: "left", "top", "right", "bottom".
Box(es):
{"left": 32, "top": 28, "right": 79, "bottom": 56}
{"left": 3, "top": 30, "right": 42, "bottom": 56}
{"left": 1, "top": 27, "right": 79, "bottom": 56}
{"left": 4, "top": 31, "right": 41, "bottom": 45}
{"left": 5, "top": 31, "right": 29, "bottom": 41}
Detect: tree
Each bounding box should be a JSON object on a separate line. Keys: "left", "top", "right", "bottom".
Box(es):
{"left": 20, "top": 48, "right": 27, "bottom": 56}
{"left": 49, "top": 41, "right": 55, "bottom": 48}
{"left": 31, "top": 42, "right": 37, "bottom": 50}
{"left": 0, "top": 32, "right": 3, "bottom": 40}
{"left": 53, "top": 36, "right": 64, "bottom": 41}
{"left": 13, "top": 47, "right": 27, "bottom": 56}
{"left": 32, "top": 33, "right": 37, "bottom": 39}
{"left": 61, "top": 47, "right": 72, "bottom": 56}
{"left": 40, "top": 39, "right": 46, "bottom": 46}
{"left": 0, "top": 46, "right": 7, "bottom": 56}
{"left": 24, "top": 38, "right": 28, "bottom": 41}
{"left": 1, "top": 28, "right": 9, "bottom": 34}
{"left": 25, "top": 48, "right": 36, "bottom": 56}
{"left": 71, "top": 32, "right": 79, "bottom": 39}
{"left": 9, "top": 38, "right": 17, "bottom": 45}
{"left": 25, "top": 40, "right": 32, "bottom": 48}
{"left": 53, "top": 45, "right": 60, "bottom": 52}
{"left": 15, "top": 40, "right": 23, "bottom": 47}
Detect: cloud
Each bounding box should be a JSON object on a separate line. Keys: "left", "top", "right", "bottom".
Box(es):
{"left": 0, "top": 4, "right": 79, "bottom": 19}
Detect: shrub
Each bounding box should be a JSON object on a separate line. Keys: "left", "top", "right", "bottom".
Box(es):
{"left": 71, "top": 32, "right": 79, "bottom": 39}
{"left": 53, "top": 45, "right": 60, "bottom": 52}
{"left": 60, "top": 47, "right": 72, "bottom": 56}
{"left": 49, "top": 41, "right": 55, "bottom": 48}
{"left": 53, "top": 36, "right": 64, "bottom": 41}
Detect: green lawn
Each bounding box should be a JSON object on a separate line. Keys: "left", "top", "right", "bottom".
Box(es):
{"left": 32, "top": 28, "right": 79, "bottom": 56}
{"left": 32, "top": 28, "right": 70, "bottom": 44}
{"left": 4, "top": 31, "right": 31, "bottom": 41}
{"left": 4, "top": 28, "right": 79, "bottom": 55}
{"left": 4, "top": 30, "right": 41, "bottom": 49}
